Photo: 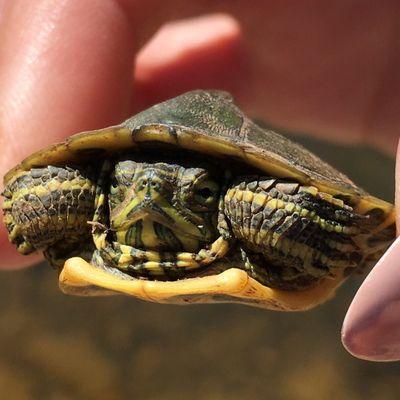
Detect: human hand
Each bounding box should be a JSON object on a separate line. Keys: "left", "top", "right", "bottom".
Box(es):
{"left": 0, "top": 1, "right": 398, "bottom": 360}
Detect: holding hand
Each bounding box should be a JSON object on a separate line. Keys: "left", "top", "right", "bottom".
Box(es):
{"left": 0, "top": 0, "right": 398, "bottom": 361}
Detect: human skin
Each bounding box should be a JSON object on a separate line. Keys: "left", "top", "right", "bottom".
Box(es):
{"left": 0, "top": 0, "right": 399, "bottom": 360}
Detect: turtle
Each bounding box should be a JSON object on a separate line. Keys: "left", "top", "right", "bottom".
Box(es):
{"left": 2, "top": 90, "right": 396, "bottom": 311}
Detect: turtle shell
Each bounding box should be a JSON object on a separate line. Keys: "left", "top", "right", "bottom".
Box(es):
{"left": 5, "top": 90, "right": 391, "bottom": 214}
{"left": 4, "top": 90, "right": 396, "bottom": 310}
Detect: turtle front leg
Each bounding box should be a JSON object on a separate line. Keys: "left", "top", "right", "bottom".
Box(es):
{"left": 92, "top": 235, "right": 231, "bottom": 279}
{"left": 2, "top": 166, "right": 96, "bottom": 267}
{"left": 223, "top": 177, "right": 365, "bottom": 290}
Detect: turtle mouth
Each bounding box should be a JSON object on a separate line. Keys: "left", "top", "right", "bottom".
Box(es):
{"left": 109, "top": 198, "right": 215, "bottom": 254}
{"left": 112, "top": 200, "right": 211, "bottom": 242}
{"left": 114, "top": 202, "right": 173, "bottom": 230}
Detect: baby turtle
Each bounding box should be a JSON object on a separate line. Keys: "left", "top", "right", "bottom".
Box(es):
{"left": 2, "top": 90, "right": 396, "bottom": 310}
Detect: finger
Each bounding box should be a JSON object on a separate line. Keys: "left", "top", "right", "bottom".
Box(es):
{"left": 133, "top": 13, "right": 243, "bottom": 110}
{"left": 0, "top": 0, "right": 137, "bottom": 175}
{"left": 342, "top": 141, "right": 400, "bottom": 361}
{"left": 341, "top": 237, "right": 400, "bottom": 361}
{"left": 0, "top": 0, "right": 144, "bottom": 269}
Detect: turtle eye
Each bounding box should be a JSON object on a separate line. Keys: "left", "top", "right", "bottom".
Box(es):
{"left": 110, "top": 176, "right": 120, "bottom": 196}
{"left": 196, "top": 187, "right": 214, "bottom": 199}
{"left": 109, "top": 175, "right": 123, "bottom": 208}
{"left": 110, "top": 176, "right": 119, "bottom": 188}
{"left": 193, "top": 180, "right": 220, "bottom": 207}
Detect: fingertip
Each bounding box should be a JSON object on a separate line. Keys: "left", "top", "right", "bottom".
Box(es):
{"left": 396, "top": 138, "right": 400, "bottom": 234}
{"left": 135, "top": 13, "right": 241, "bottom": 80}
{"left": 342, "top": 236, "right": 400, "bottom": 361}
{"left": 133, "top": 13, "right": 244, "bottom": 110}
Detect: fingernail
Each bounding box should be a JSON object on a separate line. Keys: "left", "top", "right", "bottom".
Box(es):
{"left": 342, "top": 236, "right": 400, "bottom": 361}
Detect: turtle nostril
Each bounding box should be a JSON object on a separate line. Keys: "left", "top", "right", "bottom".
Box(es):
{"left": 136, "top": 178, "right": 148, "bottom": 191}
{"left": 136, "top": 178, "right": 161, "bottom": 192}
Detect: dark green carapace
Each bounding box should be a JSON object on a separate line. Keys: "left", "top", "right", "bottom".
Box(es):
{"left": 2, "top": 90, "right": 396, "bottom": 293}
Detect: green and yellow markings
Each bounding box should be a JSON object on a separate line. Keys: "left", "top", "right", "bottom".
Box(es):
{"left": 141, "top": 219, "right": 162, "bottom": 249}
{"left": 107, "top": 233, "right": 230, "bottom": 275}
{"left": 226, "top": 185, "right": 358, "bottom": 235}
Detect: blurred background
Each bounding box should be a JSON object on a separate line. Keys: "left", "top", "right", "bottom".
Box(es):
{"left": 0, "top": 136, "right": 398, "bottom": 400}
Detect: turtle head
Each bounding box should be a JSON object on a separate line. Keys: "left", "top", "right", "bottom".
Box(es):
{"left": 108, "top": 159, "right": 221, "bottom": 252}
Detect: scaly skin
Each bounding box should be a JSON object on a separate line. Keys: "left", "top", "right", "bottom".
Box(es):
{"left": 2, "top": 166, "right": 96, "bottom": 263}
{"left": 3, "top": 158, "right": 388, "bottom": 291}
